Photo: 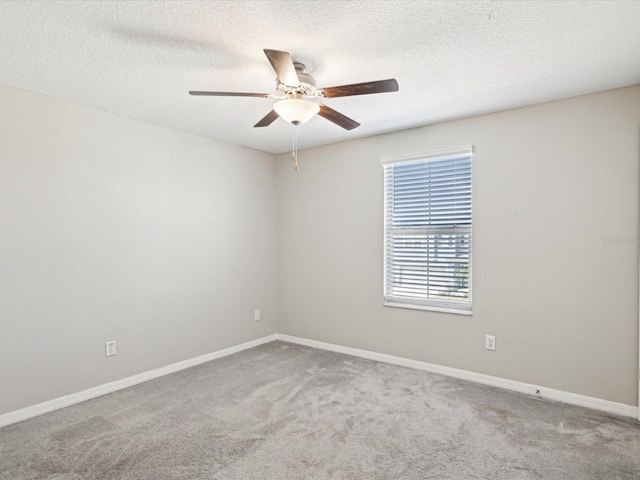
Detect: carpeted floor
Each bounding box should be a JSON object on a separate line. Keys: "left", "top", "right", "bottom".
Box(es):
{"left": 1, "top": 341, "right": 639, "bottom": 480}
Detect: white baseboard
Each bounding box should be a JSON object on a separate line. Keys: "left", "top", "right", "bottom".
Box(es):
{"left": 276, "top": 334, "right": 639, "bottom": 419}
{"left": 2, "top": 332, "right": 636, "bottom": 428}
{"left": 0, "top": 334, "right": 278, "bottom": 428}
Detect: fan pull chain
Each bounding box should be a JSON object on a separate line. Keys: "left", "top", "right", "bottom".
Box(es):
{"left": 292, "top": 124, "right": 299, "bottom": 170}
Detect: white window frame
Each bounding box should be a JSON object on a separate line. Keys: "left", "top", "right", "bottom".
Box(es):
{"left": 381, "top": 145, "right": 473, "bottom": 315}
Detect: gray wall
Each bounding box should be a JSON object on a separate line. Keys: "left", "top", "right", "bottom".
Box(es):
{"left": 2, "top": 82, "right": 638, "bottom": 416}
{"left": 0, "top": 84, "right": 278, "bottom": 415}
{"left": 277, "top": 85, "right": 640, "bottom": 406}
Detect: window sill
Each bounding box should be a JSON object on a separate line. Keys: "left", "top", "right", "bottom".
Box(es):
{"left": 384, "top": 300, "right": 472, "bottom": 316}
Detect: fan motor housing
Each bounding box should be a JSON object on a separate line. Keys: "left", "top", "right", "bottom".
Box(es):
{"left": 277, "top": 63, "right": 317, "bottom": 97}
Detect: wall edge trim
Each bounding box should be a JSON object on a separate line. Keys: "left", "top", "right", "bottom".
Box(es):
{"left": 276, "top": 334, "right": 638, "bottom": 418}
{"left": 0, "top": 334, "right": 278, "bottom": 428}
{"left": 2, "top": 332, "right": 635, "bottom": 428}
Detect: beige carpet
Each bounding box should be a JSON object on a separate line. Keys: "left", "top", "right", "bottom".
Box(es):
{"left": 1, "top": 341, "right": 639, "bottom": 479}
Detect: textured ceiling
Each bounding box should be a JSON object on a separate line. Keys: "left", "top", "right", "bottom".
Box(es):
{"left": 0, "top": 1, "right": 639, "bottom": 154}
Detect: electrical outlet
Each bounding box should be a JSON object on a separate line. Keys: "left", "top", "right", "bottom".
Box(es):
{"left": 254, "top": 309, "right": 261, "bottom": 321}
{"left": 485, "top": 335, "right": 496, "bottom": 351}
{"left": 105, "top": 341, "right": 117, "bottom": 357}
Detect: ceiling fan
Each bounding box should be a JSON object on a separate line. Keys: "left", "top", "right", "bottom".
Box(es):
{"left": 189, "top": 49, "right": 399, "bottom": 131}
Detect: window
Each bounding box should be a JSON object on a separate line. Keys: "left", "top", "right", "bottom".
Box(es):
{"left": 381, "top": 146, "right": 473, "bottom": 314}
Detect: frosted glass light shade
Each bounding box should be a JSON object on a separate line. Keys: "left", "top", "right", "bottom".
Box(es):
{"left": 274, "top": 98, "right": 320, "bottom": 125}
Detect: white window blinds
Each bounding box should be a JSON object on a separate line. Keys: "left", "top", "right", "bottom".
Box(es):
{"left": 382, "top": 146, "right": 473, "bottom": 313}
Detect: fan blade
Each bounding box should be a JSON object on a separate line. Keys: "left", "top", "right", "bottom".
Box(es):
{"left": 263, "top": 49, "right": 299, "bottom": 86}
{"left": 189, "top": 91, "right": 271, "bottom": 98}
{"left": 319, "top": 79, "right": 399, "bottom": 98}
{"left": 254, "top": 110, "right": 280, "bottom": 128}
{"left": 318, "top": 105, "right": 360, "bottom": 130}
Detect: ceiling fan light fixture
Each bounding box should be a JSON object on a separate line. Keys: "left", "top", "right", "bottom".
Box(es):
{"left": 274, "top": 98, "right": 320, "bottom": 125}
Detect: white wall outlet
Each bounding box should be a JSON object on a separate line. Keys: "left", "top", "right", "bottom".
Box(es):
{"left": 105, "top": 341, "right": 117, "bottom": 357}
{"left": 254, "top": 309, "right": 261, "bottom": 321}
{"left": 485, "top": 335, "right": 496, "bottom": 351}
